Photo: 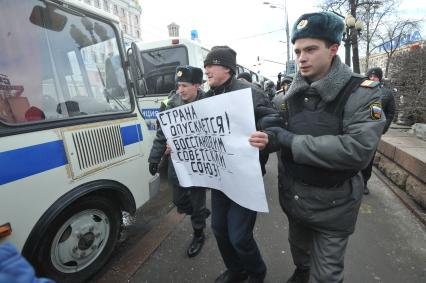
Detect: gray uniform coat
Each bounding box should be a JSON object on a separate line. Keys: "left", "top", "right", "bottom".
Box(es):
{"left": 272, "top": 56, "right": 385, "bottom": 236}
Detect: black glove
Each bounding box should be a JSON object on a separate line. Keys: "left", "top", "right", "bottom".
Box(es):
{"left": 265, "top": 127, "right": 295, "bottom": 148}
{"left": 258, "top": 114, "right": 285, "bottom": 130}
{"left": 149, "top": 162, "right": 159, "bottom": 176}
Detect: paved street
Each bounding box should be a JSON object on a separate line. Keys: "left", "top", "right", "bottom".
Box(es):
{"left": 98, "top": 155, "right": 426, "bottom": 283}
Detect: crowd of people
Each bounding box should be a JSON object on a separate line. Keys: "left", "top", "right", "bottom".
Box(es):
{"left": 146, "top": 10, "right": 394, "bottom": 283}
{"left": 1, "top": 9, "right": 396, "bottom": 283}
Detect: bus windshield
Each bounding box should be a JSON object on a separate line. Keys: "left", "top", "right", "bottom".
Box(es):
{"left": 0, "top": 0, "right": 131, "bottom": 125}
{"left": 141, "top": 46, "right": 189, "bottom": 95}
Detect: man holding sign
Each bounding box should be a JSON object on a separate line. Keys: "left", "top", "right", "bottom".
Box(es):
{"left": 203, "top": 46, "right": 281, "bottom": 283}
{"left": 148, "top": 66, "right": 210, "bottom": 258}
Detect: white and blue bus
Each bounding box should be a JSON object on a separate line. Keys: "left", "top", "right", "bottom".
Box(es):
{"left": 0, "top": 1, "right": 157, "bottom": 282}
{"left": 137, "top": 38, "right": 266, "bottom": 136}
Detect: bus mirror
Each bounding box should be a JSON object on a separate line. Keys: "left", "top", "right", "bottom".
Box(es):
{"left": 30, "top": 5, "right": 67, "bottom": 32}
{"left": 128, "top": 42, "right": 148, "bottom": 97}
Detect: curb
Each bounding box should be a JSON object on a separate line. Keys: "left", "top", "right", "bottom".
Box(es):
{"left": 373, "top": 167, "right": 426, "bottom": 227}
{"left": 94, "top": 208, "right": 185, "bottom": 283}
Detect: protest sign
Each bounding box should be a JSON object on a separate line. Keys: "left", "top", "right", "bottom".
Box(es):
{"left": 157, "top": 88, "right": 268, "bottom": 212}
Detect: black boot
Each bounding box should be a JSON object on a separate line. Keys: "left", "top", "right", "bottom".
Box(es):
{"left": 286, "top": 268, "right": 310, "bottom": 283}
{"left": 248, "top": 271, "right": 266, "bottom": 283}
{"left": 364, "top": 184, "right": 370, "bottom": 195}
{"left": 215, "top": 270, "right": 248, "bottom": 283}
{"left": 187, "top": 229, "right": 205, "bottom": 258}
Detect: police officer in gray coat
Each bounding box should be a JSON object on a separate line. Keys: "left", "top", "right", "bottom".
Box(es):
{"left": 264, "top": 12, "right": 386, "bottom": 283}
{"left": 148, "top": 66, "right": 210, "bottom": 258}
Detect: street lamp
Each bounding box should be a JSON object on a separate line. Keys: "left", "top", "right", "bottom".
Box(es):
{"left": 336, "top": 13, "right": 363, "bottom": 69}
{"left": 263, "top": 1, "right": 291, "bottom": 73}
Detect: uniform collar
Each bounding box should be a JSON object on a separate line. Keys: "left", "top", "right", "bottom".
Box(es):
{"left": 286, "top": 56, "right": 357, "bottom": 102}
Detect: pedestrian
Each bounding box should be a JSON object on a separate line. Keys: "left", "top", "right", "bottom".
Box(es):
{"left": 148, "top": 65, "right": 211, "bottom": 258}
{"left": 0, "top": 242, "right": 54, "bottom": 283}
{"left": 264, "top": 12, "right": 385, "bottom": 283}
{"left": 361, "top": 67, "right": 396, "bottom": 194}
{"left": 237, "top": 72, "right": 252, "bottom": 83}
{"left": 264, "top": 80, "right": 276, "bottom": 100}
{"left": 271, "top": 75, "right": 293, "bottom": 192}
{"left": 204, "top": 45, "right": 281, "bottom": 283}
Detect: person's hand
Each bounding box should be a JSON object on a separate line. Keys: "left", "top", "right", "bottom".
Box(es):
{"left": 149, "top": 163, "right": 159, "bottom": 176}
{"left": 265, "top": 127, "right": 294, "bottom": 148}
{"left": 249, "top": 131, "right": 269, "bottom": 150}
{"left": 164, "top": 144, "right": 172, "bottom": 155}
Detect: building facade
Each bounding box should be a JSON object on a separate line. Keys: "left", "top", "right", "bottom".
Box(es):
{"left": 77, "top": 0, "right": 142, "bottom": 45}
{"left": 360, "top": 30, "right": 424, "bottom": 77}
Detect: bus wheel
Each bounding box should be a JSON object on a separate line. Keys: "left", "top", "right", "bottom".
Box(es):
{"left": 36, "top": 196, "right": 121, "bottom": 283}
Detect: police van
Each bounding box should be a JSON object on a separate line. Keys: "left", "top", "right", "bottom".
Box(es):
{"left": 0, "top": 1, "right": 157, "bottom": 282}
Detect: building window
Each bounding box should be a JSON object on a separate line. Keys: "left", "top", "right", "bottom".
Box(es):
{"left": 121, "top": 8, "right": 125, "bottom": 17}
{"left": 84, "top": 0, "right": 91, "bottom": 4}
{"left": 123, "top": 24, "right": 127, "bottom": 33}
{"left": 103, "top": 0, "right": 109, "bottom": 11}
{"left": 136, "top": 30, "right": 140, "bottom": 38}
{"left": 113, "top": 4, "right": 118, "bottom": 15}
{"left": 134, "top": 15, "right": 139, "bottom": 24}
{"left": 94, "top": 0, "right": 100, "bottom": 8}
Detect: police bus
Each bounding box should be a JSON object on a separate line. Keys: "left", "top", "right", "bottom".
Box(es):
{"left": 137, "top": 38, "right": 265, "bottom": 135}
{"left": 0, "top": 1, "right": 156, "bottom": 282}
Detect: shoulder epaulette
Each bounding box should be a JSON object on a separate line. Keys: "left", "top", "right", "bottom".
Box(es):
{"left": 360, "top": 80, "right": 380, "bottom": 88}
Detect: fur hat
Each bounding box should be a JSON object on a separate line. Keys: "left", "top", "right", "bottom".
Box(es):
{"left": 204, "top": 46, "right": 237, "bottom": 74}
{"left": 366, "top": 67, "right": 383, "bottom": 81}
{"left": 291, "top": 11, "right": 344, "bottom": 44}
{"left": 175, "top": 65, "right": 203, "bottom": 84}
{"left": 237, "top": 72, "right": 252, "bottom": 83}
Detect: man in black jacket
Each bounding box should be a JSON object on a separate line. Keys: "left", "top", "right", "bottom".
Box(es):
{"left": 204, "top": 46, "right": 280, "bottom": 283}
{"left": 362, "top": 67, "right": 396, "bottom": 194}
{"left": 148, "top": 66, "right": 210, "bottom": 258}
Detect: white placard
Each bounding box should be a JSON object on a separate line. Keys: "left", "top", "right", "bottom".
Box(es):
{"left": 157, "top": 88, "right": 268, "bottom": 212}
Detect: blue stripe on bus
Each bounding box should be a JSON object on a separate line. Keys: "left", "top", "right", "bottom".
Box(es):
{"left": 121, "top": 124, "right": 143, "bottom": 146}
{"left": 0, "top": 140, "right": 68, "bottom": 185}
{"left": 0, "top": 124, "right": 143, "bottom": 185}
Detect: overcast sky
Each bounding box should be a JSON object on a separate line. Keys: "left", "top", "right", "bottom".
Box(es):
{"left": 140, "top": 0, "right": 426, "bottom": 80}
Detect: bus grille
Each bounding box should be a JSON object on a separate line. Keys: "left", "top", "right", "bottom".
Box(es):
{"left": 71, "top": 125, "right": 125, "bottom": 170}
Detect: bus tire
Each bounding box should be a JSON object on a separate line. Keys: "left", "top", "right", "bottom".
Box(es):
{"left": 34, "top": 195, "right": 121, "bottom": 283}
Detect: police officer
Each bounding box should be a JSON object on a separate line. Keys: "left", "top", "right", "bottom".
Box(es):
{"left": 362, "top": 67, "right": 396, "bottom": 194}
{"left": 204, "top": 46, "right": 280, "bottom": 283}
{"left": 264, "top": 12, "right": 385, "bottom": 283}
{"left": 148, "top": 66, "right": 210, "bottom": 258}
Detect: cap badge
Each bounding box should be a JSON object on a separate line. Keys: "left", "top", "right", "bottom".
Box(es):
{"left": 212, "top": 59, "right": 221, "bottom": 64}
{"left": 177, "top": 71, "right": 183, "bottom": 77}
{"left": 297, "top": 19, "right": 308, "bottom": 29}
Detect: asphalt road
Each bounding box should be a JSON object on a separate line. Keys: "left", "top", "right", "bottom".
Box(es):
{"left": 97, "top": 155, "right": 426, "bottom": 283}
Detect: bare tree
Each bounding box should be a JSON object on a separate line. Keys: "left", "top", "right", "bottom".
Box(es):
{"left": 357, "top": 0, "right": 396, "bottom": 71}
{"left": 321, "top": 0, "right": 397, "bottom": 73}
{"left": 374, "top": 18, "right": 420, "bottom": 77}
{"left": 390, "top": 45, "right": 426, "bottom": 124}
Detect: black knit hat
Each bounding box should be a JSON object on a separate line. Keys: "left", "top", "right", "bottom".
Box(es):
{"left": 291, "top": 11, "right": 344, "bottom": 44}
{"left": 237, "top": 72, "right": 252, "bottom": 83}
{"left": 175, "top": 65, "right": 203, "bottom": 84}
{"left": 204, "top": 46, "right": 237, "bottom": 74}
{"left": 366, "top": 67, "right": 383, "bottom": 81}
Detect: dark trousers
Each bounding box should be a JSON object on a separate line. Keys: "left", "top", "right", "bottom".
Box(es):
{"left": 288, "top": 218, "right": 349, "bottom": 283}
{"left": 172, "top": 183, "right": 208, "bottom": 230}
{"left": 361, "top": 153, "right": 375, "bottom": 187}
{"left": 168, "top": 163, "right": 209, "bottom": 231}
{"left": 211, "top": 190, "right": 266, "bottom": 276}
